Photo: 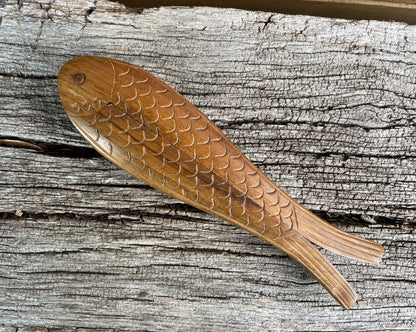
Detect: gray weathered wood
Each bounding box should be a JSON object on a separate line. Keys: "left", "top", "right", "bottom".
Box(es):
{"left": 0, "top": 0, "right": 415, "bottom": 330}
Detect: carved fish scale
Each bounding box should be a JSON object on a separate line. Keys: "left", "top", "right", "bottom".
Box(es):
{"left": 68, "top": 58, "right": 296, "bottom": 241}
{"left": 58, "top": 56, "right": 384, "bottom": 309}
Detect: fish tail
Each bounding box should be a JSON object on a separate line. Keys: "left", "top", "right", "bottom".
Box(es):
{"left": 295, "top": 206, "right": 384, "bottom": 264}
{"left": 273, "top": 233, "right": 358, "bottom": 309}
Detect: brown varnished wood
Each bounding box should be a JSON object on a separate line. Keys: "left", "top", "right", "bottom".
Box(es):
{"left": 58, "top": 56, "right": 384, "bottom": 309}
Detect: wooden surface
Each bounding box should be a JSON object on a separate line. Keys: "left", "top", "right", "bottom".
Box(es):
{"left": 118, "top": 0, "right": 416, "bottom": 24}
{"left": 0, "top": 0, "right": 415, "bottom": 330}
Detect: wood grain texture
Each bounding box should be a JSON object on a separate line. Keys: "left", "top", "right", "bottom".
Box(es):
{"left": 118, "top": 0, "right": 416, "bottom": 24}
{"left": 0, "top": 0, "right": 415, "bottom": 330}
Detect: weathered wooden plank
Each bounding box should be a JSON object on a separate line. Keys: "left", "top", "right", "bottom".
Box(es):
{"left": 0, "top": 0, "right": 415, "bottom": 330}
{"left": 0, "top": 215, "right": 414, "bottom": 330}
{"left": 1, "top": 1, "right": 415, "bottom": 220}
{"left": 118, "top": 0, "right": 416, "bottom": 24}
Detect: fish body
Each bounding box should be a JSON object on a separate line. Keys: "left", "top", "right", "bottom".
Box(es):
{"left": 58, "top": 56, "right": 383, "bottom": 309}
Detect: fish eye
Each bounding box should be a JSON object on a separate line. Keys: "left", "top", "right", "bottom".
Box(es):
{"left": 73, "top": 73, "right": 86, "bottom": 85}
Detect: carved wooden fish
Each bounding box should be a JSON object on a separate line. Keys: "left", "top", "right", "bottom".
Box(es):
{"left": 57, "top": 56, "right": 384, "bottom": 309}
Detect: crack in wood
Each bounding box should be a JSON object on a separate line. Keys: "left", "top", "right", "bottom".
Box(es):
{"left": 0, "top": 208, "right": 412, "bottom": 227}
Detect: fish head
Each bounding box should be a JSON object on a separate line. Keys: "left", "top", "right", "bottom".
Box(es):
{"left": 58, "top": 56, "right": 115, "bottom": 116}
